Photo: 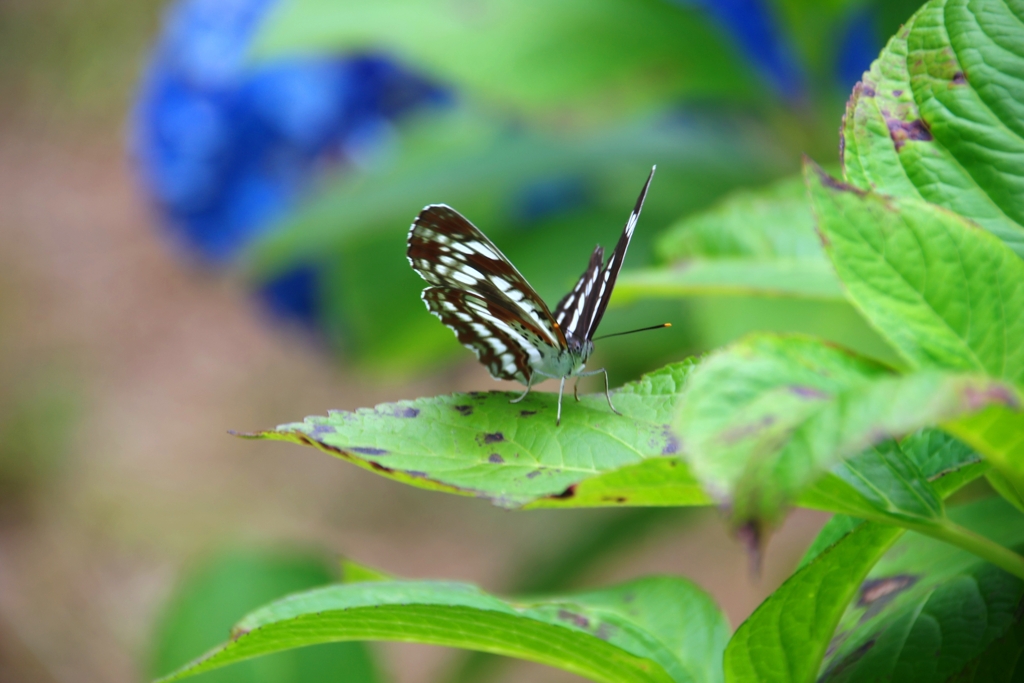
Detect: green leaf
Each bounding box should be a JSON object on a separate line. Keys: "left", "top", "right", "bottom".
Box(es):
{"left": 156, "top": 575, "right": 729, "bottom": 683}
{"left": 613, "top": 260, "right": 845, "bottom": 304}
{"left": 841, "top": 0, "right": 1024, "bottom": 257}
{"left": 946, "top": 614, "right": 1024, "bottom": 681}
{"left": 821, "top": 497, "right": 1024, "bottom": 681}
{"left": 674, "top": 334, "right": 1016, "bottom": 527}
{"left": 805, "top": 160, "right": 1024, "bottom": 386}
{"left": 800, "top": 440, "right": 945, "bottom": 525}
{"left": 945, "top": 405, "right": 1024, "bottom": 503}
{"left": 244, "top": 362, "right": 696, "bottom": 508}
{"left": 655, "top": 174, "right": 824, "bottom": 262}
{"left": 149, "top": 550, "right": 380, "bottom": 683}
{"left": 524, "top": 457, "right": 712, "bottom": 509}
{"left": 725, "top": 522, "right": 904, "bottom": 683}
{"left": 253, "top": 0, "right": 756, "bottom": 117}
{"left": 725, "top": 457, "right": 995, "bottom": 683}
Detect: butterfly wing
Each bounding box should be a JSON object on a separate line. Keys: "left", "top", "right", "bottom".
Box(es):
{"left": 583, "top": 167, "right": 655, "bottom": 340}
{"left": 408, "top": 205, "right": 566, "bottom": 381}
{"left": 554, "top": 167, "right": 655, "bottom": 343}
{"left": 420, "top": 287, "right": 544, "bottom": 382}
{"left": 553, "top": 244, "right": 604, "bottom": 341}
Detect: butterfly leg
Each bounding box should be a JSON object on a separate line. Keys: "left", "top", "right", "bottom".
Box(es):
{"left": 557, "top": 376, "right": 566, "bottom": 426}
{"left": 574, "top": 368, "right": 622, "bottom": 416}
{"left": 573, "top": 377, "right": 581, "bottom": 402}
{"left": 600, "top": 368, "right": 622, "bottom": 416}
{"left": 509, "top": 372, "right": 535, "bottom": 404}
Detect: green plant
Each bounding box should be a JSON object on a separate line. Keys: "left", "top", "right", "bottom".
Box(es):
{"left": 156, "top": 0, "right": 1024, "bottom": 680}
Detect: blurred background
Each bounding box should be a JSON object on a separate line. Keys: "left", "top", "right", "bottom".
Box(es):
{"left": 0, "top": 0, "right": 921, "bottom": 681}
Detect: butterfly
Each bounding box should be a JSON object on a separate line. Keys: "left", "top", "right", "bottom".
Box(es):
{"left": 407, "top": 167, "right": 662, "bottom": 424}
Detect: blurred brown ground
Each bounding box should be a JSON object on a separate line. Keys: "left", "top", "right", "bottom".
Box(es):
{"left": 0, "top": 2, "right": 827, "bottom": 682}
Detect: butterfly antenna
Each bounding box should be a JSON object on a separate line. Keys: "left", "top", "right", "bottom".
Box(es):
{"left": 592, "top": 323, "right": 671, "bottom": 341}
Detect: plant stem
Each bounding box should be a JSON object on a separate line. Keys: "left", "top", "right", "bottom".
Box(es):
{"left": 925, "top": 518, "right": 1024, "bottom": 581}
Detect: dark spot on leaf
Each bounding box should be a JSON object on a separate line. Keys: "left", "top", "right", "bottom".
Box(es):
{"left": 453, "top": 405, "right": 473, "bottom": 416}
{"left": 622, "top": 593, "right": 635, "bottom": 603}
{"left": 861, "top": 83, "right": 876, "bottom": 97}
{"left": 858, "top": 574, "right": 918, "bottom": 607}
{"left": 952, "top": 71, "right": 967, "bottom": 85}
{"left": 488, "top": 453, "right": 504, "bottom": 464}
{"left": 230, "top": 626, "right": 249, "bottom": 641}
{"left": 350, "top": 447, "right": 389, "bottom": 456}
{"left": 594, "top": 623, "right": 615, "bottom": 640}
{"left": 470, "top": 392, "right": 487, "bottom": 401}
{"left": 964, "top": 384, "right": 1020, "bottom": 410}
{"left": 519, "top": 410, "right": 537, "bottom": 417}
{"left": 526, "top": 470, "right": 543, "bottom": 479}
{"left": 310, "top": 423, "right": 336, "bottom": 437}
{"left": 892, "top": 89, "right": 903, "bottom": 97}
{"left": 819, "top": 639, "right": 876, "bottom": 680}
{"left": 790, "top": 385, "right": 829, "bottom": 400}
{"left": 662, "top": 432, "right": 681, "bottom": 455}
{"left": 557, "top": 610, "right": 590, "bottom": 629}
{"left": 602, "top": 496, "right": 627, "bottom": 503}
{"left": 397, "top": 407, "right": 420, "bottom": 418}
{"left": 810, "top": 161, "right": 866, "bottom": 196}
{"left": 886, "top": 117, "right": 932, "bottom": 151}
{"left": 552, "top": 484, "right": 576, "bottom": 499}
{"left": 405, "top": 470, "right": 428, "bottom": 478}
{"left": 721, "top": 416, "right": 776, "bottom": 444}
{"left": 736, "top": 522, "right": 764, "bottom": 578}
{"left": 482, "top": 432, "right": 505, "bottom": 444}
{"left": 369, "top": 461, "right": 395, "bottom": 475}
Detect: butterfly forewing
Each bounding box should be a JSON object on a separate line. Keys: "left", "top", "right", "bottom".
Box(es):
{"left": 583, "top": 167, "right": 655, "bottom": 340}
{"left": 553, "top": 245, "right": 604, "bottom": 341}
{"left": 408, "top": 205, "right": 567, "bottom": 382}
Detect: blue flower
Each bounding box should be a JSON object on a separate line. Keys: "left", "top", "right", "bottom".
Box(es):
{"left": 132, "top": 0, "right": 447, "bottom": 326}
{"left": 675, "top": 0, "right": 805, "bottom": 99}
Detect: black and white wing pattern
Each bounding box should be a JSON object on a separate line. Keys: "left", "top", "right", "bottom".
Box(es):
{"left": 554, "top": 166, "right": 655, "bottom": 342}
{"left": 407, "top": 205, "right": 566, "bottom": 382}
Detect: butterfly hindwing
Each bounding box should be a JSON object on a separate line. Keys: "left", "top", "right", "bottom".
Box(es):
{"left": 421, "top": 287, "right": 541, "bottom": 382}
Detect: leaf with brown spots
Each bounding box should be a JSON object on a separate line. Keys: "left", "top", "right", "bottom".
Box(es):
{"left": 673, "top": 334, "right": 1019, "bottom": 529}
{"left": 841, "top": 0, "right": 1024, "bottom": 257}
{"left": 243, "top": 362, "right": 698, "bottom": 508}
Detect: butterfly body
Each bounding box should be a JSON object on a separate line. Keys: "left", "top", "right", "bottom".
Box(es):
{"left": 407, "top": 167, "right": 655, "bottom": 423}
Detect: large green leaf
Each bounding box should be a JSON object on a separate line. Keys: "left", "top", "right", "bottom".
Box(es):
{"left": 800, "top": 440, "right": 946, "bottom": 525}
{"left": 841, "top": 0, "right": 1024, "bottom": 257}
{"left": 673, "top": 334, "right": 1016, "bottom": 527}
{"left": 725, "top": 522, "right": 904, "bottom": 683}
{"left": 253, "top": 0, "right": 756, "bottom": 117}
{"left": 806, "top": 160, "right": 1024, "bottom": 385}
{"left": 820, "top": 497, "right": 1024, "bottom": 681}
{"left": 723, "top": 465, "right": 999, "bottom": 683}
{"left": 245, "top": 361, "right": 700, "bottom": 508}
{"left": 156, "top": 575, "right": 729, "bottom": 683}
{"left": 149, "top": 550, "right": 380, "bottom": 683}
